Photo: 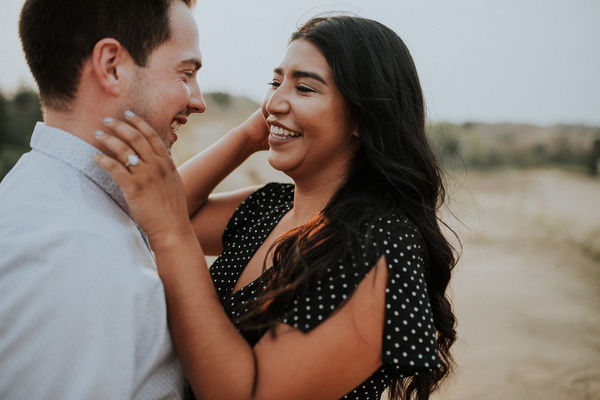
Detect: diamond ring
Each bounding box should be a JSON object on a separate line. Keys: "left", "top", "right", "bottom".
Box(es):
{"left": 124, "top": 154, "right": 140, "bottom": 167}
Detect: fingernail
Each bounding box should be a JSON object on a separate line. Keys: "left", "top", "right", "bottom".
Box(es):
{"left": 124, "top": 110, "right": 135, "bottom": 117}
{"left": 95, "top": 130, "right": 105, "bottom": 137}
{"left": 103, "top": 117, "right": 114, "bottom": 124}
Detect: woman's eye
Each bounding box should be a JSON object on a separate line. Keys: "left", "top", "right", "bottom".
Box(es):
{"left": 296, "top": 86, "right": 315, "bottom": 93}
{"left": 267, "top": 81, "right": 281, "bottom": 88}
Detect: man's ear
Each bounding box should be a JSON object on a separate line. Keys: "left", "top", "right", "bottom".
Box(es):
{"left": 91, "top": 38, "right": 132, "bottom": 97}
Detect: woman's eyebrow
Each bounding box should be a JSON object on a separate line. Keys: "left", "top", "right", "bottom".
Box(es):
{"left": 273, "top": 67, "right": 327, "bottom": 85}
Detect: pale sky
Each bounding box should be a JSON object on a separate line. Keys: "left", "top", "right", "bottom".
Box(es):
{"left": 1, "top": 0, "right": 599, "bottom": 126}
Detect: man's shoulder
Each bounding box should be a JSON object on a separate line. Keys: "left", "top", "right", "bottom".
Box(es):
{"left": 0, "top": 151, "right": 139, "bottom": 252}
{"left": 0, "top": 149, "right": 77, "bottom": 201}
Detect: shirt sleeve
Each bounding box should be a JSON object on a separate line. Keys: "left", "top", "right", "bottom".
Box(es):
{"left": 277, "top": 214, "right": 441, "bottom": 373}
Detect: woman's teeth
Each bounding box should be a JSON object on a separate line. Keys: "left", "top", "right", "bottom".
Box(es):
{"left": 170, "top": 120, "right": 181, "bottom": 132}
{"left": 270, "top": 125, "right": 301, "bottom": 139}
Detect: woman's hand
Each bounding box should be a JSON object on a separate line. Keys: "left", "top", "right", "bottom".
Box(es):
{"left": 93, "top": 111, "right": 192, "bottom": 244}
{"left": 238, "top": 109, "right": 270, "bottom": 153}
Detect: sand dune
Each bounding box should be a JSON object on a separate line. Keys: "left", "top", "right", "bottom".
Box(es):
{"left": 438, "top": 169, "right": 600, "bottom": 400}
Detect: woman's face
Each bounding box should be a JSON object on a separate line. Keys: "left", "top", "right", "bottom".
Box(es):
{"left": 261, "top": 39, "right": 360, "bottom": 185}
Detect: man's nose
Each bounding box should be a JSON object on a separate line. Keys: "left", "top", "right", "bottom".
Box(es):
{"left": 188, "top": 80, "right": 206, "bottom": 114}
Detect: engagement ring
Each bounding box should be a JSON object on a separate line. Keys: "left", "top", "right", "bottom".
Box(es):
{"left": 124, "top": 154, "right": 140, "bottom": 167}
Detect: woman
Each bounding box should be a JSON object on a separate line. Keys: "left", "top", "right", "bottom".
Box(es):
{"left": 95, "top": 15, "right": 458, "bottom": 400}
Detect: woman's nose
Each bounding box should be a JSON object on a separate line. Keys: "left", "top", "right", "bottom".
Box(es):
{"left": 264, "top": 84, "right": 290, "bottom": 115}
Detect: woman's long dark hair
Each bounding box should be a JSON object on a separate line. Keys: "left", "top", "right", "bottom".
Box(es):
{"left": 236, "top": 16, "right": 458, "bottom": 400}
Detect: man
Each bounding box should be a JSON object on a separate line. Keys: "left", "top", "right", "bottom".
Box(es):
{"left": 0, "top": 0, "right": 205, "bottom": 398}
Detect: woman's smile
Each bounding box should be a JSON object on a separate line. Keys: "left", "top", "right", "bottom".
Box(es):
{"left": 269, "top": 124, "right": 302, "bottom": 140}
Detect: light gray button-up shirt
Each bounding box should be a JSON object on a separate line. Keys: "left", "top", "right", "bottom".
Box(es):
{"left": 0, "top": 123, "right": 186, "bottom": 399}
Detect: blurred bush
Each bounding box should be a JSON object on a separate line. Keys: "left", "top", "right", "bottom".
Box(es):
{"left": 428, "top": 122, "right": 600, "bottom": 175}
{"left": 0, "top": 86, "right": 42, "bottom": 181}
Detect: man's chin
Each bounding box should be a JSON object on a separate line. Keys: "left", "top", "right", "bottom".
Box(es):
{"left": 163, "top": 141, "right": 173, "bottom": 156}
{"left": 158, "top": 131, "right": 173, "bottom": 155}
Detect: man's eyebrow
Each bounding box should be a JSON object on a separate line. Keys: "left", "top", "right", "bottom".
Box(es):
{"left": 181, "top": 58, "right": 202, "bottom": 70}
{"left": 273, "top": 67, "right": 327, "bottom": 85}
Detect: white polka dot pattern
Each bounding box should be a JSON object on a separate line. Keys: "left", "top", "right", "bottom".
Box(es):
{"left": 209, "top": 183, "right": 441, "bottom": 399}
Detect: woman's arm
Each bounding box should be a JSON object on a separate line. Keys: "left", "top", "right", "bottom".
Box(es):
{"left": 93, "top": 114, "right": 387, "bottom": 399}
{"left": 157, "top": 231, "right": 388, "bottom": 400}
{"left": 178, "top": 109, "right": 269, "bottom": 254}
{"left": 179, "top": 109, "right": 269, "bottom": 219}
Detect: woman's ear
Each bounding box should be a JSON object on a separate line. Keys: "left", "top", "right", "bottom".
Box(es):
{"left": 348, "top": 114, "right": 359, "bottom": 138}
{"left": 91, "top": 38, "right": 132, "bottom": 97}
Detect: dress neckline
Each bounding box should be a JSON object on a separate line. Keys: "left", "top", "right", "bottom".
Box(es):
{"left": 226, "top": 202, "right": 293, "bottom": 299}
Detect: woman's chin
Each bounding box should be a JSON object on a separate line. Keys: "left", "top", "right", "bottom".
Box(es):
{"left": 267, "top": 152, "right": 289, "bottom": 172}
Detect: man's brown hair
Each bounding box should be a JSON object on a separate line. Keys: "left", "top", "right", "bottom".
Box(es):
{"left": 19, "top": 0, "right": 196, "bottom": 111}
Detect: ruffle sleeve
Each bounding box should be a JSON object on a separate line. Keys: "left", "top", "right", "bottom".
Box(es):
{"left": 278, "top": 214, "right": 441, "bottom": 372}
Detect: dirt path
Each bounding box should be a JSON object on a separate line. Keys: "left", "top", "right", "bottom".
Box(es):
{"left": 437, "top": 169, "right": 600, "bottom": 400}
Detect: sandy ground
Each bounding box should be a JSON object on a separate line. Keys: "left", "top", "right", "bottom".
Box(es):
{"left": 435, "top": 169, "right": 600, "bottom": 400}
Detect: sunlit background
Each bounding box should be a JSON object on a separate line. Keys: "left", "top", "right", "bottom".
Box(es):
{"left": 1, "top": 1, "right": 599, "bottom": 399}
{"left": 1, "top": 0, "right": 600, "bottom": 126}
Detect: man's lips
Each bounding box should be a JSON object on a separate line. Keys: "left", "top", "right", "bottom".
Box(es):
{"left": 170, "top": 117, "right": 188, "bottom": 143}
{"left": 170, "top": 120, "right": 181, "bottom": 133}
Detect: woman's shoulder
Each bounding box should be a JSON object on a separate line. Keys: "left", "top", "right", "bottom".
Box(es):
{"left": 231, "top": 182, "right": 294, "bottom": 213}
{"left": 223, "top": 182, "right": 294, "bottom": 241}
{"left": 237, "top": 182, "right": 294, "bottom": 216}
{"left": 346, "top": 210, "right": 426, "bottom": 275}
{"left": 243, "top": 182, "right": 294, "bottom": 205}
{"left": 259, "top": 182, "right": 295, "bottom": 197}
{"left": 357, "top": 210, "right": 422, "bottom": 245}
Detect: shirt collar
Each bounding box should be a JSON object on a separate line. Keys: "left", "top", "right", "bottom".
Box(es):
{"left": 29, "top": 122, "right": 133, "bottom": 218}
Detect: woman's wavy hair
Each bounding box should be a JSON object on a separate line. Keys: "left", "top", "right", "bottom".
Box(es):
{"left": 237, "top": 15, "right": 458, "bottom": 400}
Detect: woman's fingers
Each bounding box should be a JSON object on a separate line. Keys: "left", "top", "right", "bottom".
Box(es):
{"left": 92, "top": 152, "right": 137, "bottom": 186}
{"left": 94, "top": 129, "right": 141, "bottom": 169}
{"left": 101, "top": 113, "right": 161, "bottom": 163}
{"left": 92, "top": 112, "right": 190, "bottom": 241}
{"left": 96, "top": 111, "right": 178, "bottom": 174}
{"left": 122, "top": 111, "right": 169, "bottom": 156}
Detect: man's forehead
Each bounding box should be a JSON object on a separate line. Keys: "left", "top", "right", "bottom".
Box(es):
{"left": 156, "top": 1, "right": 202, "bottom": 68}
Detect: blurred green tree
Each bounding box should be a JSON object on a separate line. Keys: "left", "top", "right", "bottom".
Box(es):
{"left": 0, "top": 91, "right": 8, "bottom": 154}
{"left": 0, "top": 86, "right": 42, "bottom": 181}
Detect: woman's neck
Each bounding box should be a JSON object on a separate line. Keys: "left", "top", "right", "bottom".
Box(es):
{"left": 288, "top": 174, "right": 346, "bottom": 226}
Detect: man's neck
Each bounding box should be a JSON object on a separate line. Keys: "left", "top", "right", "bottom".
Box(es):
{"left": 44, "top": 107, "right": 112, "bottom": 155}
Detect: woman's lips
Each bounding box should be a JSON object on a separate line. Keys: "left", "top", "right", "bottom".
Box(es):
{"left": 269, "top": 124, "right": 301, "bottom": 139}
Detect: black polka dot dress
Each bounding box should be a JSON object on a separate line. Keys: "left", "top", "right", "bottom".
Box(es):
{"left": 210, "top": 183, "right": 442, "bottom": 399}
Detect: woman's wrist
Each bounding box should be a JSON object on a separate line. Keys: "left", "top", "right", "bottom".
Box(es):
{"left": 236, "top": 109, "right": 269, "bottom": 154}
{"left": 148, "top": 220, "right": 198, "bottom": 255}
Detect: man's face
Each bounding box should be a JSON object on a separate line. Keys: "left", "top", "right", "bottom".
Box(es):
{"left": 127, "top": 1, "right": 206, "bottom": 153}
